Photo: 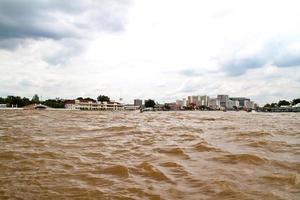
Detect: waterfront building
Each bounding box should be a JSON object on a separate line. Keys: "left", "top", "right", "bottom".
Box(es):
{"left": 134, "top": 99, "right": 143, "bottom": 107}
{"left": 176, "top": 100, "right": 184, "bottom": 109}
{"left": 123, "top": 104, "right": 140, "bottom": 111}
{"left": 199, "top": 95, "right": 210, "bottom": 107}
{"left": 229, "top": 97, "right": 250, "bottom": 108}
{"left": 165, "top": 102, "right": 181, "bottom": 110}
{"left": 187, "top": 96, "right": 200, "bottom": 106}
{"left": 182, "top": 98, "right": 187, "bottom": 107}
{"left": 217, "top": 95, "right": 229, "bottom": 108}
{"left": 248, "top": 101, "right": 255, "bottom": 109}
{"left": 187, "top": 96, "right": 193, "bottom": 105}
{"left": 227, "top": 99, "right": 239, "bottom": 109}
{"left": 209, "top": 98, "right": 220, "bottom": 110}
{"left": 244, "top": 100, "right": 250, "bottom": 109}
{"left": 0, "top": 104, "right": 7, "bottom": 108}
{"left": 293, "top": 103, "right": 300, "bottom": 107}
{"left": 65, "top": 99, "right": 124, "bottom": 111}
{"left": 187, "top": 95, "right": 209, "bottom": 107}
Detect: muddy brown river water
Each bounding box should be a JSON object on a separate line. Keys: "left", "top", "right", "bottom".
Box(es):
{"left": 0, "top": 110, "right": 299, "bottom": 199}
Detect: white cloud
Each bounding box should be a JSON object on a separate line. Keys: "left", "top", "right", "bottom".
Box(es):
{"left": 0, "top": 0, "right": 300, "bottom": 104}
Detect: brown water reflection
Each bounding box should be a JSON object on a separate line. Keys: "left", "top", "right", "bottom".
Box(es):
{"left": 0, "top": 110, "right": 299, "bottom": 199}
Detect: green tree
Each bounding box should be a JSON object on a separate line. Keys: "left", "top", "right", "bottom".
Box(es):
{"left": 84, "top": 97, "right": 96, "bottom": 102}
{"left": 270, "top": 103, "right": 278, "bottom": 107}
{"left": 44, "top": 99, "right": 65, "bottom": 108}
{"left": 292, "top": 98, "right": 300, "bottom": 105}
{"left": 22, "top": 97, "right": 31, "bottom": 106}
{"left": 145, "top": 99, "right": 155, "bottom": 108}
{"left": 97, "top": 95, "right": 110, "bottom": 102}
{"left": 0, "top": 97, "right": 5, "bottom": 104}
{"left": 31, "top": 94, "right": 40, "bottom": 104}
{"left": 263, "top": 103, "right": 271, "bottom": 108}
{"left": 278, "top": 100, "right": 290, "bottom": 107}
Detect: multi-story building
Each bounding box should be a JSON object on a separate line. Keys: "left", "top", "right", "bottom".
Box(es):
{"left": 199, "top": 95, "right": 210, "bottom": 107}
{"left": 187, "top": 95, "right": 209, "bottom": 107}
{"left": 217, "top": 95, "right": 229, "bottom": 108}
{"left": 192, "top": 96, "right": 198, "bottom": 106}
{"left": 65, "top": 99, "right": 124, "bottom": 111}
{"left": 134, "top": 99, "right": 143, "bottom": 107}
{"left": 245, "top": 101, "right": 255, "bottom": 109}
{"left": 226, "top": 99, "right": 239, "bottom": 109}
{"left": 187, "top": 96, "right": 192, "bottom": 105}
{"left": 182, "top": 98, "right": 187, "bottom": 107}
{"left": 176, "top": 100, "right": 183, "bottom": 109}
{"left": 229, "top": 97, "right": 250, "bottom": 108}
{"left": 209, "top": 98, "right": 220, "bottom": 110}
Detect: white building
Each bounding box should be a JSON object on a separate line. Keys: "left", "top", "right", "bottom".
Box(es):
{"left": 65, "top": 99, "right": 124, "bottom": 111}
{"left": 187, "top": 95, "right": 209, "bottom": 107}
{"left": 182, "top": 98, "right": 187, "bottom": 107}
{"left": 209, "top": 98, "right": 220, "bottom": 110}
{"left": 176, "top": 100, "right": 183, "bottom": 109}
{"left": 187, "top": 96, "right": 200, "bottom": 106}
{"left": 124, "top": 104, "right": 140, "bottom": 111}
{"left": 217, "top": 94, "right": 229, "bottom": 108}
{"left": 293, "top": 103, "right": 300, "bottom": 107}
{"left": 199, "top": 95, "right": 210, "bottom": 107}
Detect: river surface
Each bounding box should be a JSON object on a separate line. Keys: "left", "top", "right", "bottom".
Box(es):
{"left": 0, "top": 110, "right": 299, "bottom": 200}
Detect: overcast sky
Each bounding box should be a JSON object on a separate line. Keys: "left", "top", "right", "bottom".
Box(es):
{"left": 0, "top": 0, "right": 300, "bottom": 104}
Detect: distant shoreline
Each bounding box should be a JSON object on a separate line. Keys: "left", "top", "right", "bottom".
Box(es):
{"left": 0, "top": 108, "right": 299, "bottom": 113}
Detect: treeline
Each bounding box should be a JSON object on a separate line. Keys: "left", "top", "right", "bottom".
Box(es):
{"left": 263, "top": 98, "right": 300, "bottom": 108}
{"left": 0, "top": 94, "right": 65, "bottom": 108}
{"left": 0, "top": 94, "right": 112, "bottom": 108}
{"left": 0, "top": 96, "right": 32, "bottom": 107}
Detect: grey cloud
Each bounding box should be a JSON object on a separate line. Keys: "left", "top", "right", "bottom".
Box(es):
{"left": 44, "top": 39, "right": 84, "bottom": 65}
{"left": 221, "top": 39, "right": 300, "bottom": 76}
{"left": 222, "top": 56, "right": 266, "bottom": 76}
{"left": 19, "top": 79, "right": 38, "bottom": 88}
{"left": 273, "top": 51, "right": 300, "bottom": 67}
{"left": 0, "top": 0, "right": 130, "bottom": 48}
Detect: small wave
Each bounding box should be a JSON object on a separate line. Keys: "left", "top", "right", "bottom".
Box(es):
{"left": 156, "top": 147, "right": 189, "bottom": 158}
{"left": 271, "top": 160, "right": 300, "bottom": 173}
{"left": 262, "top": 173, "right": 299, "bottom": 185}
{"left": 102, "top": 126, "right": 136, "bottom": 132}
{"left": 220, "top": 126, "right": 236, "bottom": 130}
{"left": 169, "top": 126, "right": 204, "bottom": 133}
{"left": 135, "top": 162, "right": 170, "bottom": 181}
{"left": 199, "top": 117, "right": 217, "bottom": 121}
{"left": 160, "top": 162, "right": 182, "bottom": 168}
{"left": 0, "top": 151, "right": 26, "bottom": 160}
{"left": 100, "top": 165, "right": 129, "bottom": 178}
{"left": 247, "top": 140, "right": 293, "bottom": 152}
{"left": 213, "top": 153, "right": 267, "bottom": 165}
{"left": 127, "top": 187, "right": 161, "bottom": 200}
{"left": 237, "top": 131, "right": 273, "bottom": 137}
{"left": 160, "top": 161, "right": 189, "bottom": 177}
{"left": 202, "top": 180, "right": 248, "bottom": 199}
{"left": 194, "top": 141, "right": 222, "bottom": 152}
{"left": 179, "top": 133, "right": 198, "bottom": 141}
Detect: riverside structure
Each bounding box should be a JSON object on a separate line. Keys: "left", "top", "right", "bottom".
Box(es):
{"left": 176, "top": 94, "right": 257, "bottom": 110}
{"left": 65, "top": 99, "right": 124, "bottom": 111}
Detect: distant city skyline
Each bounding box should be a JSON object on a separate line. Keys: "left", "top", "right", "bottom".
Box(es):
{"left": 0, "top": 0, "right": 300, "bottom": 104}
